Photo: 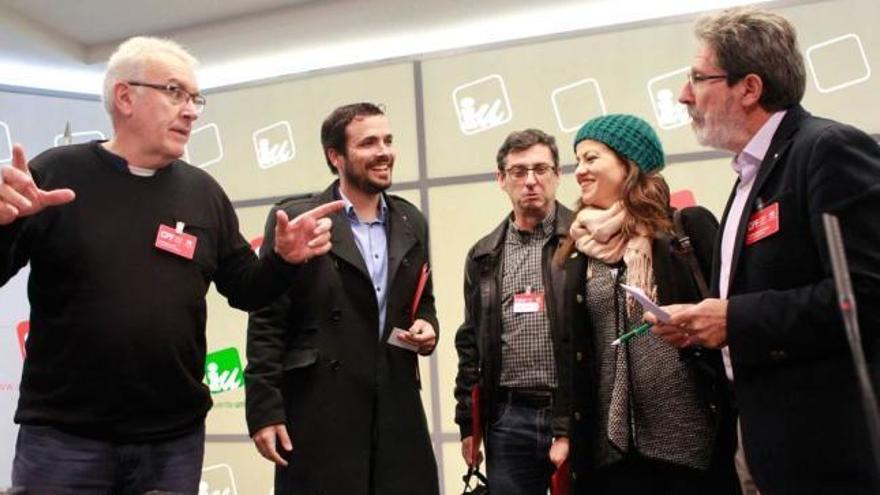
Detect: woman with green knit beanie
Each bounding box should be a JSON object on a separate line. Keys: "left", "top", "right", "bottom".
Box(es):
{"left": 555, "top": 114, "right": 738, "bottom": 494}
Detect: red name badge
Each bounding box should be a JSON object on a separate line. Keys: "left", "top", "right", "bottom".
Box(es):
{"left": 513, "top": 291, "right": 545, "bottom": 313}
{"left": 155, "top": 224, "right": 197, "bottom": 260}
{"left": 745, "top": 202, "right": 780, "bottom": 246}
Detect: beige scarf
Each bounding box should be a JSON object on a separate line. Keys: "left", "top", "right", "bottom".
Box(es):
{"left": 569, "top": 201, "right": 656, "bottom": 312}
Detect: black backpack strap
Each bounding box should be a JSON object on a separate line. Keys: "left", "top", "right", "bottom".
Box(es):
{"left": 671, "top": 209, "right": 710, "bottom": 298}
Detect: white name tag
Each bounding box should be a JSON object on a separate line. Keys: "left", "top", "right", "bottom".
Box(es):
{"left": 387, "top": 327, "right": 419, "bottom": 352}
{"left": 513, "top": 291, "right": 544, "bottom": 313}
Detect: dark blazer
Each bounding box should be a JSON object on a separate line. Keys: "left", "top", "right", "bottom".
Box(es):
{"left": 453, "top": 203, "right": 574, "bottom": 441}
{"left": 564, "top": 206, "right": 738, "bottom": 493}
{"left": 244, "top": 181, "right": 439, "bottom": 495}
{"left": 718, "top": 106, "right": 880, "bottom": 494}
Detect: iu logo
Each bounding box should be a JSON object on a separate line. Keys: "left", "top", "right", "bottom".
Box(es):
{"left": 200, "top": 464, "right": 238, "bottom": 495}
{"left": 199, "top": 480, "right": 233, "bottom": 495}
{"left": 451, "top": 74, "right": 513, "bottom": 135}
{"left": 16, "top": 321, "right": 29, "bottom": 360}
{"left": 205, "top": 347, "right": 244, "bottom": 394}
{"left": 252, "top": 121, "right": 297, "bottom": 170}
{"left": 646, "top": 67, "right": 693, "bottom": 130}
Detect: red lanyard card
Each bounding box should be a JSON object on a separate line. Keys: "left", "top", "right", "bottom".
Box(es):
{"left": 155, "top": 223, "right": 197, "bottom": 260}
{"left": 745, "top": 202, "right": 779, "bottom": 246}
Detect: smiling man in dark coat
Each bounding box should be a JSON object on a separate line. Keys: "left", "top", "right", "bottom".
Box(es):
{"left": 245, "top": 102, "right": 439, "bottom": 495}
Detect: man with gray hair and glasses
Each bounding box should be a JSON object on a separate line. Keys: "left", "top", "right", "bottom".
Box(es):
{"left": 650, "top": 7, "right": 880, "bottom": 494}
{"left": 0, "top": 36, "right": 341, "bottom": 493}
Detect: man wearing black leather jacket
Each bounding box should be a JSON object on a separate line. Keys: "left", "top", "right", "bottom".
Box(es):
{"left": 454, "top": 128, "right": 573, "bottom": 495}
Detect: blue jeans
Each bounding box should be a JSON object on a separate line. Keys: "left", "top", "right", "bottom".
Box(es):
{"left": 486, "top": 403, "right": 555, "bottom": 495}
{"left": 12, "top": 424, "right": 205, "bottom": 494}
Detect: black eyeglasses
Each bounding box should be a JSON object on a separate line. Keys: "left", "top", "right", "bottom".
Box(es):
{"left": 128, "top": 81, "right": 206, "bottom": 113}
{"left": 504, "top": 164, "right": 557, "bottom": 180}
{"left": 687, "top": 72, "right": 732, "bottom": 86}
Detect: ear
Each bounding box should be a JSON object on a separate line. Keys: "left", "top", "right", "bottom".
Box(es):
{"left": 113, "top": 82, "right": 135, "bottom": 117}
{"left": 327, "top": 148, "right": 343, "bottom": 172}
{"left": 739, "top": 73, "right": 764, "bottom": 108}
{"left": 496, "top": 170, "right": 506, "bottom": 189}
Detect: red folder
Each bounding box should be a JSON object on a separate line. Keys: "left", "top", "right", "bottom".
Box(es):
{"left": 470, "top": 384, "right": 482, "bottom": 466}
{"left": 410, "top": 263, "right": 430, "bottom": 323}
{"left": 551, "top": 458, "right": 570, "bottom": 495}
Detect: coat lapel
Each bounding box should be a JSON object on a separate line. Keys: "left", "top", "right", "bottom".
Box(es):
{"left": 320, "top": 183, "right": 371, "bottom": 280}
{"left": 386, "top": 198, "right": 418, "bottom": 289}
{"left": 712, "top": 183, "right": 739, "bottom": 296}
{"left": 724, "top": 106, "right": 806, "bottom": 295}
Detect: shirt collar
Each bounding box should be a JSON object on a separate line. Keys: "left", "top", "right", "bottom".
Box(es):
{"left": 507, "top": 203, "right": 556, "bottom": 241}
{"left": 95, "top": 140, "right": 171, "bottom": 177}
{"left": 336, "top": 185, "right": 388, "bottom": 224}
{"left": 733, "top": 110, "right": 787, "bottom": 184}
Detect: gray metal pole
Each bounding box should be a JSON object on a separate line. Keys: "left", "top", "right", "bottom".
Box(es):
{"left": 822, "top": 213, "right": 880, "bottom": 476}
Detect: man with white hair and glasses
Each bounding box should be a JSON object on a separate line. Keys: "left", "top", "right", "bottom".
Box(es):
{"left": 0, "top": 36, "right": 341, "bottom": 493}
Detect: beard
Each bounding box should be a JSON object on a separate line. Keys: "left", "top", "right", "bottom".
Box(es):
{"left": 688, "top": 97, "right": 745, "bottom": 152}
{"left": 340, "top": 156, "right": 393, "bottom": 194}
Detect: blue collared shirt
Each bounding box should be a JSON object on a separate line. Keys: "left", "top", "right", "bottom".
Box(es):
{"left": 338, "top": 188, "right": 389, "bottom": 338}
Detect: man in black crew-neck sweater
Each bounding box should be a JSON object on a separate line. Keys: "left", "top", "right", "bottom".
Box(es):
{"left": 0, "top": 36, "right": 342, "bottom": 494}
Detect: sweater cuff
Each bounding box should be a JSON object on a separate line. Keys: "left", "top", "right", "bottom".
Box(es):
{"left": 459, "top": 423, "right": 473, "bottom": 440}
{"left": 263, "top": 246, "right": 304, "bottom": 282}
{"left": 551, "top": 416, "right": 571, "bottom": 437}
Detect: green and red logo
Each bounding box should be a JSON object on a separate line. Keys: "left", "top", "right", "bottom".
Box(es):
{"left": 205, "top": 347, "right": 244, "bottom": 394}
{"left": 671, "top": 189, "right": 697, "bottom": 209}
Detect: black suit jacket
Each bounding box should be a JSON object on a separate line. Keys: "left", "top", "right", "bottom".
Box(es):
{"left": 244, "top": 181, "right": 439, "bottom": 495}
{"left": 717, "top": 106, "right": 880, "bottom": 494}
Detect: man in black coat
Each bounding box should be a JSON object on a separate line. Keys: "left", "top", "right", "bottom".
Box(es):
{"left": 454, "top": 129, "right": 572, "bottom": 494}
{"left": 245, "top": 102, "right": 439, "bottom": 495}
{"left": 651, "top": 7, "right": 880, "bottom": 494}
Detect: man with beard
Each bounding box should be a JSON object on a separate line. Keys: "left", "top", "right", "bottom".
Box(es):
{"left": 649, "top": 7, "right": 880, "bottom": 494}
{"left": 245, "top": 102, "right": 440, "bottom": 495}
{"left": 454, "top": 129, "right": 571, "bottom": 494}
{"left": 0, "top": 37, "right": 341, "bottom": 494}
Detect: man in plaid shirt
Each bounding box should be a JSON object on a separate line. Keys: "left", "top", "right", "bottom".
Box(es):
{"left": 454, "top": 129, "right": 573, "bottom": 494}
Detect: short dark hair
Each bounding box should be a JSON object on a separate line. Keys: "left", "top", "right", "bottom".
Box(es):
{"left": 495, "top": 129, "right": 559, "bottom": 171}
{"left": 695, "top": 7, "right": 805, "bottom": 111}
{"left": 320, "top": 102, "right": 385, "bottom": 174}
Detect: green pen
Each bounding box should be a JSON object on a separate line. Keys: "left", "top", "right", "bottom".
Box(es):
{"left": 611, "top": 322, "right": 651, "bottom": 346}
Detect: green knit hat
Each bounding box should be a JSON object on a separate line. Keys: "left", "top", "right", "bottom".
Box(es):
{"left": 573, "top": 114, "right": 665, "bottom": 173}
